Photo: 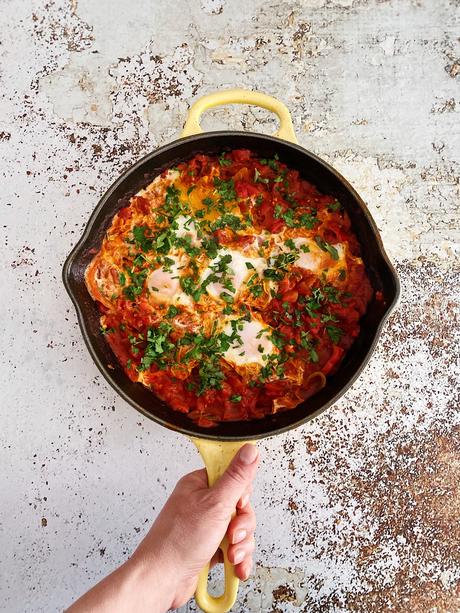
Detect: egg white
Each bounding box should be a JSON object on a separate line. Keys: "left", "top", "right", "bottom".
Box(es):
{"left": 221, "top": 316, "right": 276, "bottom": 368}
{"left": 147, "top": 255, "right": 192, "bottom": 306}
{"left": 201, "top": 248, "right": 266, "bottom": 301}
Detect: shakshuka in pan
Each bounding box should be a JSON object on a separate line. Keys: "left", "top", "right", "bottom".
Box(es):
{"left": 86, "top": 149, "right": 373, "bottom": 427}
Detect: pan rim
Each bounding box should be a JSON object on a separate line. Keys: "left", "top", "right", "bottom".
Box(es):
{"left": 62, "top": 130, "right": 400, "bottom": 441}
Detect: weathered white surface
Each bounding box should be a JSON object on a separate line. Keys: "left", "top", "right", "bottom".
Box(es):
{"left": 0, "top": 1, "right": 459, "bottom": 611}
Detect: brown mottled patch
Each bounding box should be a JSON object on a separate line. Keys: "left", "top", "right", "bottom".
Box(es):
{"left": 304, "top": 435, "right": 318, "bottom": 453}
{"left": 31, "top": 1, "right": 94, "bottom": 52}
{"left": 346, "top": 428, "right": 460, "bottom": 611}
{"left": 272, "top": 583, "right": 296, "bottom": 603}
{"left": 447, "top": 60, "right": 460, "bottom": 78}
{"left": 11, "top": 245, "right": 36, "bottom": 269}
{"left": 431, "top": 98, "right": 456, "bottom": 114}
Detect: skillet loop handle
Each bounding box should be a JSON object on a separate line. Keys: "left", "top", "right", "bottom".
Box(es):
{"left": 182, "top": 88, "right": 298, "bottom": 144}
{"left": 191, "top": 438, "right": 256, "bottom": 613}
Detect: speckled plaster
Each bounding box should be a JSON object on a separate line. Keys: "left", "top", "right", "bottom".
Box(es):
{"left": 0, "top": 1, "right": 459, "bottom": 612}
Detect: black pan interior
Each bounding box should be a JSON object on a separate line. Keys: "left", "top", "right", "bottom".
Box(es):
{"left": 63, "top": 132, "right": 399, "bottom": 441}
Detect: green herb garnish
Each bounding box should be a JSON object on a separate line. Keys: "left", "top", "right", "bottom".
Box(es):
{"left": 213, "top": 177, "right": 237, "bottom": 202}
{"left": 326, "top": 325, "right": 343, "bottom": 344}
{"left": 314, "top": 236, "right": 339, "bottom": 260}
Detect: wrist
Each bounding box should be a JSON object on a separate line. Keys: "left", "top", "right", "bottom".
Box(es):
{"left": 123, "top": 548, "right": 178, "bottom": 612}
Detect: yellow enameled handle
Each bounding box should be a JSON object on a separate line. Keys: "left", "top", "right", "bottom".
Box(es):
{"left": 191, "top": 438, "right": 256, "bottom": 613}
{"left": 182, "top": 88, "right": 298, "bottom": 144}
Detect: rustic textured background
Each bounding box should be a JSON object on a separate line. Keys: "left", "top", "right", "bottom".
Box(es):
{"left": 1, "top": 1, "right": 459, "bottom": 611}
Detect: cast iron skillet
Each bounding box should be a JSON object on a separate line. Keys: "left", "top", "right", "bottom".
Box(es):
{"left": 63, "top": 113, "right": 399, "bottom": 442}
{"left": 62, "top": 90, "right": 399, "bottom": 611}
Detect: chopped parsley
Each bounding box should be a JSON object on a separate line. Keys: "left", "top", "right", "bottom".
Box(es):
{"left": 259, "top": 156, "right": 279, "bottom": 171}
{"left": 274, "top": 205, "right": 318, "bottom": 230}
{"left": 254, "top": 168, "right": 269, "bottom": 184}
{"left": 213, "top": 177, "right": 237, "bottom": 202}
{"left": 166, "top": 305, "right": 179, "bottom": 319}
{"left": 272, "top": 251, "right": 297, "bottom": 270}
{"left": 249, "top": 283, "right": 264, "bottom": 297}
{"left": 298, "top": 212, "right": 318, "bottom": 229}
{"left": 326, "top": 325, "right": 343, "bottom": 344}
{"left": 329, "top": 200, "right": 342, "bottom": 212}
{"left": 314, "top": 236, "right": 339, "bottom": 260}
{"left": 210, "top": 213, "right": 243, "bottom": 233}
{"left": 300, "top": 331, "right": 319, "bottom": 362}
{"left": 220, "top": 292, "right": 234, "bottom": 303}
{"left": 197, "top": 359, "right": 224, "bottom": 394}
{"left": 230, "top": 394, "right": 242, "bottom": 403}
{"left": 131, "top": 226, "right": 153, "bottom": 252}
{"left": 259, "top": 352, "right": 287, "bottom": 382}
{"left": 218, "top": 153, "right": 232, "bottom": 166}
{"left": 139, "top": 322, "right": 174, "bottom": 371}
{"left": 180, "top": 275, "right": 202, "bottom": 302}
{"left": 153, "top": 228, "right": 174, "bottom": 254}
{"left": 263, "top": 268, "right": 284, "bottom": 281}
{"left": 321, "top": 312, "right": 339, "bottom": 323}
{"left": 201, "top": 236, "right": 219, "bottom": 259}
{"left": 202, "top": 197, "right": 214, "bottom": 208}
{"left": 164, "top": 185, "right": 183, "bottom": 217}
{"left": 323, "top": 285, "right": 341, "bottom": 304}
{"left": 123, "top": 268, "right": 148, "bottom": 301}
{"left": 304, "top": 287, "right": 324, "bottom": 318}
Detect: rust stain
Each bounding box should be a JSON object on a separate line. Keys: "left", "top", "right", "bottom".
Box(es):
{"left": 447, "top": 60, "right": 460, "bottom": 78}
{"left": 272, "top": 584, "right": 297, "bottom": 603}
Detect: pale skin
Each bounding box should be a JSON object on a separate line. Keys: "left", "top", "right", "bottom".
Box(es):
{"left": 67, "top": 443, "right": 260, "bottom": 612}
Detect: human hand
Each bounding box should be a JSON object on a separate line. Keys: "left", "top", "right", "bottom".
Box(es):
{"left": 66, "top": 443, "right": 259, "bottom": 613}
{"left": 132, "top": 443, "right": 260, "bottom": 610}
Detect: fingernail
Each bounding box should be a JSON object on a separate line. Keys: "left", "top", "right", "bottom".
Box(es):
{"left": 239, "top": 444, "right": 258, "bottom": 465}
{"left": 243, "top": 561, "right": 253, "bottom": 581}
{"left": 238, "top": 494, "right": 249, "bottom": 509}
{"left": 233, "top": 549, "right": 245, "bottom": 564}
{"left": 232, "top": 529, "right": 247, "bottom": 544}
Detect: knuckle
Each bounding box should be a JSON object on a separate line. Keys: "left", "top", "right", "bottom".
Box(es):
{"left": 226, "top": 464, "right": 248, "bottom": 485}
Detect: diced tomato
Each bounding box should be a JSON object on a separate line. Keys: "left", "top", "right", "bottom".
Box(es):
{"left": 236, "top": 234, "right": 255, "bottom": 247}
{"left": 321, "top": 345, "right": 345, "bottom": 375}
{"left": 323, "top": 221, "right": 346, "bottom": 243}
{"left": 282, "top": 290, "right": 298, "bottom": 303}
{"left": 117, "top": 206, "right": 132, "bottom": 220}
{"left": 131, "top": 196, "right": 151, "bottom": 215}
{"left": 214, "top": 227, "right": 234, "bottom": 245}
{"left": 235, "top": 181, "right": 260, "bottom": 199}
{"left": 231, "top": 149, "right": 252, "bottom": 163}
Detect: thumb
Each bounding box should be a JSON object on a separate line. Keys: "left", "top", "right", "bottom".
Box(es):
{"left": 210, "top": 444, "right": 259, "bottom": 508}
